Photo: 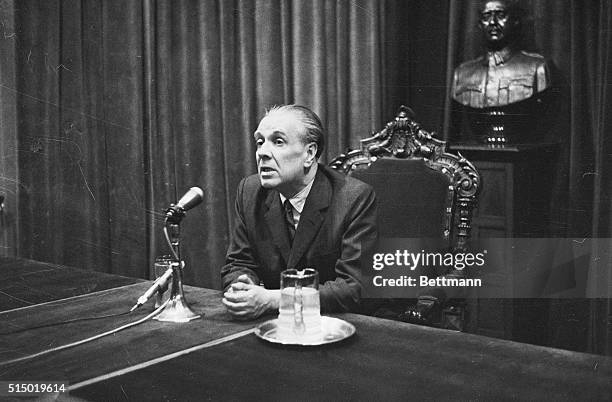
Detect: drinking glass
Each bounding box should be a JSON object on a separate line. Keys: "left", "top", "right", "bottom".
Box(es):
{"left": 277, "top": 268, "right": 322, "bottom": 341}
{"left": 154, "top": 255, "right": 174, "bottom": 308}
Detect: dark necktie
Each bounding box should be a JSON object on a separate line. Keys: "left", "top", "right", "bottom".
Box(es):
{"left": 283, "top": 199, "right": 296, "bottom": 243}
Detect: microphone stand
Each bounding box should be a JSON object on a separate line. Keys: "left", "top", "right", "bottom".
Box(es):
{"left": 153, "top": 205, "right": 200, "bottom": 322}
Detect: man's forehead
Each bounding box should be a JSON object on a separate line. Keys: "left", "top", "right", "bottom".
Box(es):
{"left": 256, "top": 110, "right": 304, "bottom": 135}
{"left": 482, "top": 0, "right": 507, "bottom": 13}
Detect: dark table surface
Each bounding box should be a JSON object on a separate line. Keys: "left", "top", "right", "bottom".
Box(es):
{"left": 0, "top": 257, "right": 143, "bottom": 311}
{"left": 1, "top": 257, "right": 611, "bottom": 401}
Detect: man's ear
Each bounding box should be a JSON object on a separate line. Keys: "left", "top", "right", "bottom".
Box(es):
{"left": 304, "top": 142, "right": 318, "bottom": 167}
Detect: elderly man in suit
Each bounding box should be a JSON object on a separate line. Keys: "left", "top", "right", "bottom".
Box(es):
{"left": 221, "top": 104, "right": 377, "bottom": 320}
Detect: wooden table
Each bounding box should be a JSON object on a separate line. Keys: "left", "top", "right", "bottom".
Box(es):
{"left": 0, "top": 257, "right": 142, "bottom": 311}
{"left": 1, "top": 258, "right": 610, "bottom": 401}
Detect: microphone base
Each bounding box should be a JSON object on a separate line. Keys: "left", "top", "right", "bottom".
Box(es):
{"left": 153, "top": 294, "right": 200, "bottom": 323}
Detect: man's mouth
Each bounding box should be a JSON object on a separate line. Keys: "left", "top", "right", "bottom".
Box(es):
{"left": 259, "top": 166, "right": 276, "bottom": 173}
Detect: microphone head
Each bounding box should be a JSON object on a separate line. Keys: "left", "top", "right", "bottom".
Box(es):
{"left": 176, "top": 187, "right": 204, "bottom": 211}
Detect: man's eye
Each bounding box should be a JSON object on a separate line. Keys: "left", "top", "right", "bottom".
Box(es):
{"left": 255, "top": 139, "right": 264, "bottom": 147}
{"left": 274, "top": 138, "right": 285, "bottom": 145}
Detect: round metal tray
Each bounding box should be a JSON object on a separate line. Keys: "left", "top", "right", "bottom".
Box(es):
{"left": 254, "top": 316, "right": 356, "bottom": 346}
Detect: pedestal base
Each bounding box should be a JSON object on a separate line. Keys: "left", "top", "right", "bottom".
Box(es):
{"left": 153, "top": 295, "right": 200, "bottom": 322}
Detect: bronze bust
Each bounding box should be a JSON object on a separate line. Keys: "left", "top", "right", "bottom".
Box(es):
{"left": 451, "top": 0, "right": 552, "bottom": 145}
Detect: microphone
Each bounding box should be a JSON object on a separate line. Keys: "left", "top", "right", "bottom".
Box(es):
{"left": 166, "top": 187, "right": 204, "bottom": 223}
{"left": 130, "top": 267, "right": 173, "bottom": 312}
{"left": 176, "top": 187, "right": 204, "bottom": 211}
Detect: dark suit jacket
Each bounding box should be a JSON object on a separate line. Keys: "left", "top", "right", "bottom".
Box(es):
{"left": 221, "top": 164, "right": 377, "bottom": 313}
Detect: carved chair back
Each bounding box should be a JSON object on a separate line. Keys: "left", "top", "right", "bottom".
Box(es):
{"left": 330, "top": 105, "right": 480, "bottom": 252}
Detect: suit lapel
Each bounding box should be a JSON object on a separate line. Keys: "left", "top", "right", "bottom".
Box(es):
{"left": 287, "top": 169, "right": 330, "bottom": 268}
{"left": 264, "top": 190, "right": 291, "bottom": 265}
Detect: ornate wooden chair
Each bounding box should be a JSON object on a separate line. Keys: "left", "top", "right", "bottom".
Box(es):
{"left": 330, "top": 106, "right": 480, "bottom": 330}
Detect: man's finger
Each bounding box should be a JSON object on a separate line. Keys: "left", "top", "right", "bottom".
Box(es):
{"left": 236, "top": 274, "right": 256, "bottom": 285}
{"left": 227, "top": 311, "right": 253, "bottom": 321}
{"left": 223, "top": 291, "right": 248, "bottom": 303}
{"left": 227, "top": 308, "right": 250, "bottom": 317}
{"left": 222, "top": 297, "right": 248, "bottom": 311}
{"left": 222, "top": 301, "right": 255, "bottom": 320}
{"left": 230, "top": 282, "right": 254, "bottom": 291}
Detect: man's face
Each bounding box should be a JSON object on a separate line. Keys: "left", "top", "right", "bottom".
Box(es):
{"left": 479, "top": 0, "right": 514, "bottom": 47}
{"left": 253, "top": 110, "right": 316, "bottom": 196}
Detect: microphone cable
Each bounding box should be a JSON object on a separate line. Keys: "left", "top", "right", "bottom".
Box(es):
{"left": 0, "top": 298, "right": 170, "bottom": 367}
{"left": 0, "top": 310, "right": 133, "bottom": 336}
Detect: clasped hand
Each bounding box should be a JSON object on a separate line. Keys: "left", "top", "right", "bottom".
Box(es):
{"left": 222, "top": 275, "right": 279, "bottom": 320}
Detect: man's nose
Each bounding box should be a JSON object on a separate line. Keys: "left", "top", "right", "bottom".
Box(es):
{"left": 256, "top": 141, "right": 272, "bottom": 159}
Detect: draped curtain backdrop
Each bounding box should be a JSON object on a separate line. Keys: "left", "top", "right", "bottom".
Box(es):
{"left": 0, "top": 0, "right": 397, "bottom": 286}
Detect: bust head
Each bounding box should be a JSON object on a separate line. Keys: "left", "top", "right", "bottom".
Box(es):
{"left": 479, "top": 0, "right": 522, "bottom": 51}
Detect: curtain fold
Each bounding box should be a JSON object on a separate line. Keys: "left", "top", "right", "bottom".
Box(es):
{"left": 16, "top": 1, "right": 63, "bottom": 264}
{"left": 585, "top": 0, "right": 612, "bottom": 356}
{"left": 0, "top": 0, "right": 18, "bottom": 257}
{"left": 101, "top": 1, "right": 148, "bottom": 278}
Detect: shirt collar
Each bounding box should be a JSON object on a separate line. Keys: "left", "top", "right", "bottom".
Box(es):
{"left": 279, "top": 178, "right": 315, "bottom": 214}
{"left": 484, "top": 47, "right": 513, "bottom": 66}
